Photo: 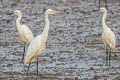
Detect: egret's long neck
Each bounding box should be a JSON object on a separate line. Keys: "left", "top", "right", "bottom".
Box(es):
{"left": 42, "top": 12, "right": 50, "bottom": 41}
{"left": 102, "top": 11, "right": 107, "bottom": 29}
{"left": 16, "top": 14, "right": 22, "bottom": 30}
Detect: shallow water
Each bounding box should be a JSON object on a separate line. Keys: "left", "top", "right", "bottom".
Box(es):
{"left": 1, "top": 0, "right": 120, "bottom": 80}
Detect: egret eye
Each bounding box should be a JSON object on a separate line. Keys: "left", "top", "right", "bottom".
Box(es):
{"left": 15, "top": 11, "right": 17, "bottom": 14}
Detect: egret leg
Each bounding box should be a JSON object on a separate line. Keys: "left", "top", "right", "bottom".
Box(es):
{"left": 99, "top": 0, "right": 100, "bottom": 10}
{"left": 27, "top": 62, "right": 31, "bottom": 76}
{"left": 36, "top": 57, "right": 39, "bottom": 76}
{"left": 22, "top": 45, "right": 25, "bottom": 60}
{"left": 109, "top": 49, "right": 111, "bottom": 66}
{"left": 106, "top": 48, "right": 108, "bottom": 66}
{"left": 105, "top": 0, "right": 108, "bottom": 10}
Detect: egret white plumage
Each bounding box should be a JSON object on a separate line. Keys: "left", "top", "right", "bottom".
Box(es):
{"left": 24, "top": 9, "right": 62, "bottom": 75}
{"left": 100, "top": 8, "right": 116, "bottom": 66}
{"left": 14, "top": 10, "right": 34, "bottom": 60}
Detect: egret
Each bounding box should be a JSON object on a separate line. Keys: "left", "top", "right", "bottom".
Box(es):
{"left": 100, "top": 8, "right": 116, "bottom": 66}
{"left": 24, "top": 9, "right": 62, "bottom": 76}
{"left": 14, "top": 10, "right": 34, "bottom": 60}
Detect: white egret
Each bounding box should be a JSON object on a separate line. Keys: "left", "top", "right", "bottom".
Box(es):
{"left": 100, "top": 8, "right": 116, "bottom": 66}
{"left": 24, "top": 9, "right": 62, "bottom": 75}
{"left": 14, "top": 10, "right": 34, "bottom": 60}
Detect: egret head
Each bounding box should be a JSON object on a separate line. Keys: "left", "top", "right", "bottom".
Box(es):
{"left": 99, "top": 8, "right": 107, "bottom": 13}
{"left": 46, "top": 9, "right": 62, "bottom": 14}
{"left": 14, "top": 10, "right": 22, "bottom": 16}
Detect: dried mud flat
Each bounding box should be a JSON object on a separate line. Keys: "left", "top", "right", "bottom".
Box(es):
{"left": 1, "top": 0, "right": 120, "bottom": 80}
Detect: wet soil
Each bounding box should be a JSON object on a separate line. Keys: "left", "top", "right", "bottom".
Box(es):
{"left": 1, "top": 0, "right": 120, "bottom": 80}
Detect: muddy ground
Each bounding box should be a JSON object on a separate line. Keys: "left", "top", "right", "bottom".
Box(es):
{"left": 0, "top": 0, "right": 120, "bottom": 80}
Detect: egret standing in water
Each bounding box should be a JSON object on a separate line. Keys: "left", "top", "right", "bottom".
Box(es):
{"left": 100, "top": 8, "right": 116, "bottom": 66}
{"left": 14, "top": 10, "right": 34, "bottom": 60}
{"left": 24, "top": 9, "right": 62, "bottom": 76}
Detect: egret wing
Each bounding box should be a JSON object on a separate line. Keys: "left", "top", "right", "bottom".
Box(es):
{"left": 24, "top": 35, "right": 42, "bottom": 65}
{"left": 109, "top": 30, "right": 116, "bottom": 49}
{"left": 22, "top": 24, "right": 34, "bottom": 45}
